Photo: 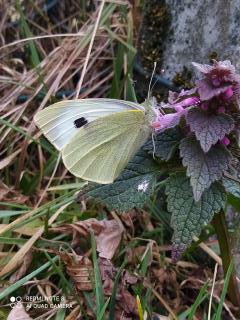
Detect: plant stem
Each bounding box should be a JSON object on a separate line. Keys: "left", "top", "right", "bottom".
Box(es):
{"left": 212, "top": 210, "right": 240, "bottom": 309}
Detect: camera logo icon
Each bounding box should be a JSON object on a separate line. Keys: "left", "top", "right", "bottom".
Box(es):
{"left": 10, "top": 296, "right": 22, "bottom": 308}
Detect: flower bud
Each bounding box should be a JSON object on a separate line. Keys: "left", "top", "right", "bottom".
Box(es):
{"left": 220, "top": 136, "right": 230, "bottom": 146}
{"left": 222, "top": 87, "right": 233, "bottom": 100}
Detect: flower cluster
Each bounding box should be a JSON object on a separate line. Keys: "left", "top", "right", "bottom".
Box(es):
{"left": 153, "top": 60, "right": 240, "bottom": 148}
{"left": 150, "top": 60, "right": 240, "bottom": 259}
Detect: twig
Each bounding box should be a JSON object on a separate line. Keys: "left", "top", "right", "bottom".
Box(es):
{"left": 208, "top": 263, "right": 218, "bottom": 320}
{"left": 75, "top": 0, "right": 106, "bottom": 98}
{"left": 35, "top": 154, "right": 61, "bottom": 208}
{"left": 193, "top": 236, "right": 222, "bottom": 266}
{"left": 0, "top": 33, "right": 86, "bottom": 50}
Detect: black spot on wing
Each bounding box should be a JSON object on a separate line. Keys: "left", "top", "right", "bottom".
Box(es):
{"left": 74, "top": 117, "right": 88, "bottom": 128}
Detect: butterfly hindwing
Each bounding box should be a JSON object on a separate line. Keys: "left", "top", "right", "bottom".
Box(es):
{"left": 34, "top": 99, "right": 144, "bottom": 151}
{"left": 62, "top": 110, "right": 151, "bottom": 183}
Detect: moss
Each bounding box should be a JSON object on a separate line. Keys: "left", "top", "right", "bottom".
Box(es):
{"left": 208, "top": 51, "right": 219, "bottom": 61}
{"left": 172, "top": 67, "right": 193, "bottom": 89}
{"left": 137, "top": 0, "right": 171, "bottom": 70}
{"left": 134, "top": 1, "right": 171, "bottom": 101}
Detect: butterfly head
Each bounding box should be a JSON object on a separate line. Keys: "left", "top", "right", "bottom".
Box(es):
{"left": 142, "top": 96, "right": 160, "bottom": 129}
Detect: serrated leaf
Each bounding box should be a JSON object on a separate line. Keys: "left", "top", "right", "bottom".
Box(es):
{"left": 180, "top": 136, "right": 231, "bottom": 201}
{"left": 143, "top": 127, "right": 182, "bottom": 161}
{"left": 86, "top": 150, "right": 159, "bottom": 212}
{"left": 186, "top": 109, "right": 234, "bottom": 152}
{"left": 165, "top": 173, "right": 225, "bottom": 261}
{"left": 222, "top": 176, "right": 240, "bottom": 198}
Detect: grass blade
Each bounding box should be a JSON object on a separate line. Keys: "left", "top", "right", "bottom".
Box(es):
{"left": 213, "top": 260, "right": 234, "bottom": 320}
{"left": 0, "top": 256, "right": 58, "bottom": 300}
{"left": 188, "top": 281, "right": 209, "bottom": 319}
{"left": 98, "top": 297, "right": 110, "bottom": 320}
{"left": 108, "top": 260, "right": 126, "bottom": 320}
{"left": 90, "top": 232, "right": 105, "bottom": 319}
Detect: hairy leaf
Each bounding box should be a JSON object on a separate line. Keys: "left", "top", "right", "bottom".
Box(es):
{"left": 180, "top": 136, "right": 231, "bottom": 201}
{"left": 85, "top": 150, "right": 159, "bottom": 212}
{"left": 165, "top": 173, "right": 225, "bottom": 261}
{"left": 186, "top": 109, "right": 234, "bottom": 152}
{"left": 143, "top": 127, "right": 182, "bottom": 161}
{"left": 222, "top": 176, "right": 240, "bottom": 198}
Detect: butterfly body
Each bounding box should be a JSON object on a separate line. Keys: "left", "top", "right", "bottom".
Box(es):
{"left": 34, "top": 98, "right": 155, "bottom": 183}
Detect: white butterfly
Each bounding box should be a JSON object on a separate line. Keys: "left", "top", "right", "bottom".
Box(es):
{"left": 34, "top": 98, "right": 156, "bottom": 183}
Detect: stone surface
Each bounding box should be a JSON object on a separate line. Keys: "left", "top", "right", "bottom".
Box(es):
{"left": 162, "top": 0, "right": 240, "bottom": 79}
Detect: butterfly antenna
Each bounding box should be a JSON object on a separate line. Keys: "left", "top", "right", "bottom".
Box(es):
{"left": 152, "top": 132, "right": 156, "bottom": 159}
{"left": 148, "top": 61, "right": 157, "bottom": 100}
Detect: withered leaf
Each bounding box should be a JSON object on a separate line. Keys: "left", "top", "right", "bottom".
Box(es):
{"left": 59, "top": 252, "right": 93, "bottom": 291}
{"left": 52, "top": 218, "right": 124, "bottom": 260}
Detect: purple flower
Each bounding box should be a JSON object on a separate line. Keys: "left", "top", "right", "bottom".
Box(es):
{"left": 163, "top": 90, "right": 200, "bottom": 112}
{"left": 153, "top": 112, "right": 183, "bottom": 131}
{"left": 153, "top": 88, "right": 200, "bottom": 132}
{"left": 222, "top": 87, "right": 233, "bottom": 100}
{"left": 168, "top": 88, "right": 197, "bottom": 104}
{"left": 172, "top": 96, "right": 200, "bottom": 112}
{"left": 220, "top": 136, "right": 230, "bottom": 146}
{"left": 192, "top": 60, "right": 240, "bottom": 101}
{"left": 153, "top": 107, "right": 187, "bottom": 132}
{"left": 192, "top": 60, "right": 236, "bottom": 77}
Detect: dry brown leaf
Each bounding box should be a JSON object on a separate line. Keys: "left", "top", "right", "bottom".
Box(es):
{"left": 99, "top": 257, "right": 116, "bottom": 295}
{"left": 122, "top": 270, "right": 138, "bottom": 286}
{"left": 118, "top": 288, "right": 138, "bottom": 315}
{"left": 52, "top": 218, "right": 124, "bottom": 260}
{"left": 126, "top": 246, "right": 146, "bottom": 264}
{"left": 95, "top": 219, "right": 124, "bottom": 259}
{"left": 98, "top": 258, "right": 138, "bottom": 317}
{"left": 120, "top": 210, "right": 137, "bottom": 234}
{"left": 0, "top": 184, "right": 28, "bottom": 204}
{"left": 152, "top": 268, "right": 179, "bottom": 305}
{"left": 7, "top": 302, "right": 32, "bottom": 320}
{"left": 59, "top": 252, "right": 93, "bottom": 291}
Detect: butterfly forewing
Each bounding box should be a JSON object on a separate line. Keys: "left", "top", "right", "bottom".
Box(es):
{"left": 34, "top": 99, "right": 143, "bottom": 151}
{"left": 62, "top": 110, "right": 151, "bottom": 183}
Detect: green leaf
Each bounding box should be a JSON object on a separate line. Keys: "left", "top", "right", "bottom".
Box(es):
{"left": 143, "top": 127, "right": 182, "bottom": 161}
{"left": 186, "top": 109, "right": 234, "bottom": 152}
{"left": 180, "top": 136, "right": 231, "bottom": 201}
{"left": 222, "top": 176, "right": 240, "bottom": 198}
{"left": 86, "top": 150, "right": 159, "bottom": 212}
{"left": 165, "top": 173, "right": 225, "bottom": 261}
